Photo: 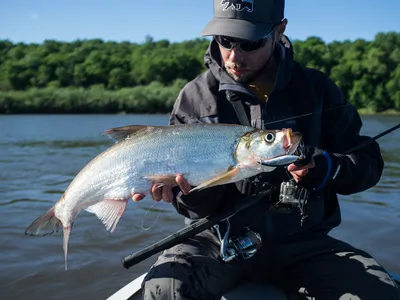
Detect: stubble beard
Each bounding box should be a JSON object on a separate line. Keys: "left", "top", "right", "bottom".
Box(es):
{"left": 224, "top": 62, "right": 256, "bottom": 84}
{"left": 226, "top": 69, "right": 255, "bottom": 83}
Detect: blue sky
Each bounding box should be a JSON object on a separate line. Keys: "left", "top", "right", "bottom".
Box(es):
{"left": 1, "top": 0, "right": 399, "bottom": 44}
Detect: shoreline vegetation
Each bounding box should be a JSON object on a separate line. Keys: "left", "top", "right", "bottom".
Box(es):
{"left": 1, "top": 32, "right": 399, "bottom": 115}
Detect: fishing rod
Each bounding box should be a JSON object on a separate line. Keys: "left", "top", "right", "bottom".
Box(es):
{"left": 122, "top": 188, "right": 273, "bottom": 269}
{"left": 121, "top": 122, "right": 400, "bottom": 270}
{"left": 263, "top": 103, "right": 352, "bottom": 126}
{"left": 349, "top": 123, "right": 400, "bottom": 152}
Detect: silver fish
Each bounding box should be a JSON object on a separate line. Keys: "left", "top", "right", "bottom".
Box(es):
{"left": 25, "top": 123, "right": 303, "bottom": 270}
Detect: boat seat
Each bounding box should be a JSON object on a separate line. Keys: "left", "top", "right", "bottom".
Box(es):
{"left": 221, "top": 281, "right": 287, "bottom": 300}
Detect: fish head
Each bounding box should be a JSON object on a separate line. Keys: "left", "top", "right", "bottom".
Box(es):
{"left": 237, "top": 128, "right": 304, "bottom": 168}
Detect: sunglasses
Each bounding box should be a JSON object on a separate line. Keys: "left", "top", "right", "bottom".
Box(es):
{"left": 215, "top": 29, "right": 275, "bottom": 53}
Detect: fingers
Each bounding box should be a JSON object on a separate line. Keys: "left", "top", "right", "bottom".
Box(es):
{"left": 132, "top": 193, "right": 146, "bottom": 202}
{"left": 287, "top": 160, "right": 315, "bottom": 172}
{"left": 176, "top": 174, "right": 191, "bottom": 195}
{"left": 150, "top": 183, "right": 180, "bottom": 203}
{"left": 132, "top": 185, "right": 172, "bottom": 203}
{"left": 162, "top": 185, "right": 173, "bottom": 203}
{"left": 287, "top": 160, "right": 315, "bottom": 183}
{"left": 157, "top": 174, "right": 191, "bottom": 202}
{"left": 290, "top": 169, "right": 307, "bottom": 183}
{"left": 151, "top": 183, "right": 163, "bottom": 202}
{"left": 131, "top": 175, "right": 191, "bottom": 203}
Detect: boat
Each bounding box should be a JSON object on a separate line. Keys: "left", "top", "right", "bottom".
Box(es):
{"left": 105, "top": 272, "right": 293, "bottom": 300}
{"left": 107, "top": 271, "right": 400, "bottom": 300}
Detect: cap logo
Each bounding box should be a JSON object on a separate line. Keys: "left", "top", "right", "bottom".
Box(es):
{"left": 220, "top": 0, "right": 254, "bottom": 12}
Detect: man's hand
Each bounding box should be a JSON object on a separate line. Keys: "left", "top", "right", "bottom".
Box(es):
{"left": 286, "top": 145, "right": 334, "bottom": 190}
{"left": 287, "top": 160, "right": 315, "bottom": 183}
{"left": 131, "top": 174, "right": 192, "bottom": 203}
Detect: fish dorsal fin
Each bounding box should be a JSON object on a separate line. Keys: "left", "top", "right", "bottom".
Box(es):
{"left": 104, "top": 125, "right": 165, "bottom": 143}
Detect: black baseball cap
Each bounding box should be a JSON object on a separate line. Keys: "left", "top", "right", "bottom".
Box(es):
{"left": 201, "top": 0, "right": 284, "bottom": 41}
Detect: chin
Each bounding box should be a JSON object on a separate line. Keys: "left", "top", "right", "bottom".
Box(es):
{"left": 228, "top": 72, "right": 254, "bottom": 83}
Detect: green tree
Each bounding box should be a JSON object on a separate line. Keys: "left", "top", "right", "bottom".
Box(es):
{"left": 0, "top": 32, "right": 399, "bottom": 113}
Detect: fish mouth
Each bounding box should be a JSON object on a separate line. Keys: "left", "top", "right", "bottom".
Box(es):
{"left": 259, "top": 153, "right": 300, "bottom": 167}
{"left": 259, "top": 128, "right": 304, "bottom": 167}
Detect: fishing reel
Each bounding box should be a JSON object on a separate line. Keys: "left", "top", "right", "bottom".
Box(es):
{"left": 214, "top": 218, "right": 262, "bottom": 262}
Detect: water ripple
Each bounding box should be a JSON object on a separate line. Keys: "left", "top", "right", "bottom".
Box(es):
{"left": 341, "top": 198, "right": 388, "bottom": 206}
{"left": 0, "top": 198, "right": 53, "bottom": 206}
{"left": 2, "top": 140, "right": 112, "bottom": 149}
{"left": 42, "top": 190, "right": 65, "bottom": 195}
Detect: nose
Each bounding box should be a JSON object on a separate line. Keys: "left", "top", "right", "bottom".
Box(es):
{"left": 228, "top": 45, "right": 244, "bottom": 62}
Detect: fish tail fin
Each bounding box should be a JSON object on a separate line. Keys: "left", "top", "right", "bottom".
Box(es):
{"left": 25, "top": 205, "right": 73, "bottom": 270}
{"left": 25, "top": 205, "right": 62, "bottom": 236}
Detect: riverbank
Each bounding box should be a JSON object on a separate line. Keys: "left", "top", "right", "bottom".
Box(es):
{"left": 358, "top": 108, "right": 400, "bottom": 115}
{"left": 2, "top": 33, "right": 400, "bottom": 115}
{"left": 0, "top": 81, "right": 186, "bottom": 114}
{"left": 0, "top": 86, "right": 399, "bottom": 115}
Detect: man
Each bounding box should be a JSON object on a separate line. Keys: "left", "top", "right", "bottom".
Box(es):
{"left": 134, "top": 0, "right": 400, "bottom": 299}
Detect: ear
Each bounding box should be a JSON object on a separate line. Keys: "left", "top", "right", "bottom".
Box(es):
{"left": 274, "top": 19, "right": 288, "bottom": 43}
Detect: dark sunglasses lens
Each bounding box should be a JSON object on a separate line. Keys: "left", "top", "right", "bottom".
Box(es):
{"left": 217, "top": 36, "right": 234, "bottom": 49}
{"left": 216, "top": 36, "right": 266, "bottom": 52}
{"left": 240, "top": 40, "right": 265, "bottom": 52}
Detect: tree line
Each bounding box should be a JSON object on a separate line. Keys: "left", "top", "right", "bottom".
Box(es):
{"left": 0, "top": 32, "right": 399, "bottom": 113}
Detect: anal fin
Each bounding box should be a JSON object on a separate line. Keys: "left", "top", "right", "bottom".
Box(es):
{"left": 189, "top": 167, "right": 239, "bottom": 193}
{"left": 86, "top": 199, "right": 128, "bottom": 233}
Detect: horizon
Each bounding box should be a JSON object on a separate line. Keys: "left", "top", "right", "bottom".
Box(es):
{"left": 1, "top": 0, "right": 400, "bottom": 45}
{"left": 1, "top": 31, "right": 399, "bottom": 46}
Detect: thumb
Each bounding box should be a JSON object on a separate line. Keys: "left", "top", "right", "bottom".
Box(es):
{"left": 287, "top": 163, "right": 308, "bottom": 172}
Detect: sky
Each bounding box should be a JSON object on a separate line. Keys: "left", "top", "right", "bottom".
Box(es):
{"left": 1, "top": 0, "right": 399, "bottom": 45}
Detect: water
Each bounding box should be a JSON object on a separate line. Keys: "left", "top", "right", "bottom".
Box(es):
{"left": 0, "top": 114, "right": 399, "bottom": 300}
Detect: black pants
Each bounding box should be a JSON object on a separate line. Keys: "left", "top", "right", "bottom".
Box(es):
{"left": 141, "top": 229, "right": 400, "bottom": 300}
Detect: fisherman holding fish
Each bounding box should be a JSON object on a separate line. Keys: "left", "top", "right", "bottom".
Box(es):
{"left": 24, "top": 0, "right": 399, "bottom": 298}
{"left": 136, "top": 0, "right": 400, "bottom": 299}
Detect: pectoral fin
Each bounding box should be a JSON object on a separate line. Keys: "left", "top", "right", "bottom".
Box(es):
{"left": 189, "top": 167, "right": 239, "bottom": 193}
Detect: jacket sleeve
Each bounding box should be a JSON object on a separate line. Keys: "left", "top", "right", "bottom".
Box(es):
{"left": 320, "top": 75, "right": 384, "bottom": 195}
{"left": 167, "top": 84, "right": 237, "bottom": 219}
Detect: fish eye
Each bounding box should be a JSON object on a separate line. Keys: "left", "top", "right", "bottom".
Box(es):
{"left": 264, "top": 133, "right": 275, "bottom": 143}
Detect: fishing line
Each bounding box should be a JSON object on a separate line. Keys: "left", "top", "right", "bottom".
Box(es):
{"left": 140, "top": 200, "right": 161, "bottom": 231}
{"left": 263, "top": 103, "right": 352, "bottom": 126}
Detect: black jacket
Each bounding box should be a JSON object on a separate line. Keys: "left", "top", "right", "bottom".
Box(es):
{"left": 168, "top": 38, "right": 384, "bottom": 242}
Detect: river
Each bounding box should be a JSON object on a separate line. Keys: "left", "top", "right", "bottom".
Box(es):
{"left": 0, "top": 114, "right": 399, "bottom": 299}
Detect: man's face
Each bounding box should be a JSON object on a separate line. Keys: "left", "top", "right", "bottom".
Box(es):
{"left": 216, "top": 20, "right": 287, "bottom": 83}
{"left": 217, "top": 34, "right": 275, "bottom": 83}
